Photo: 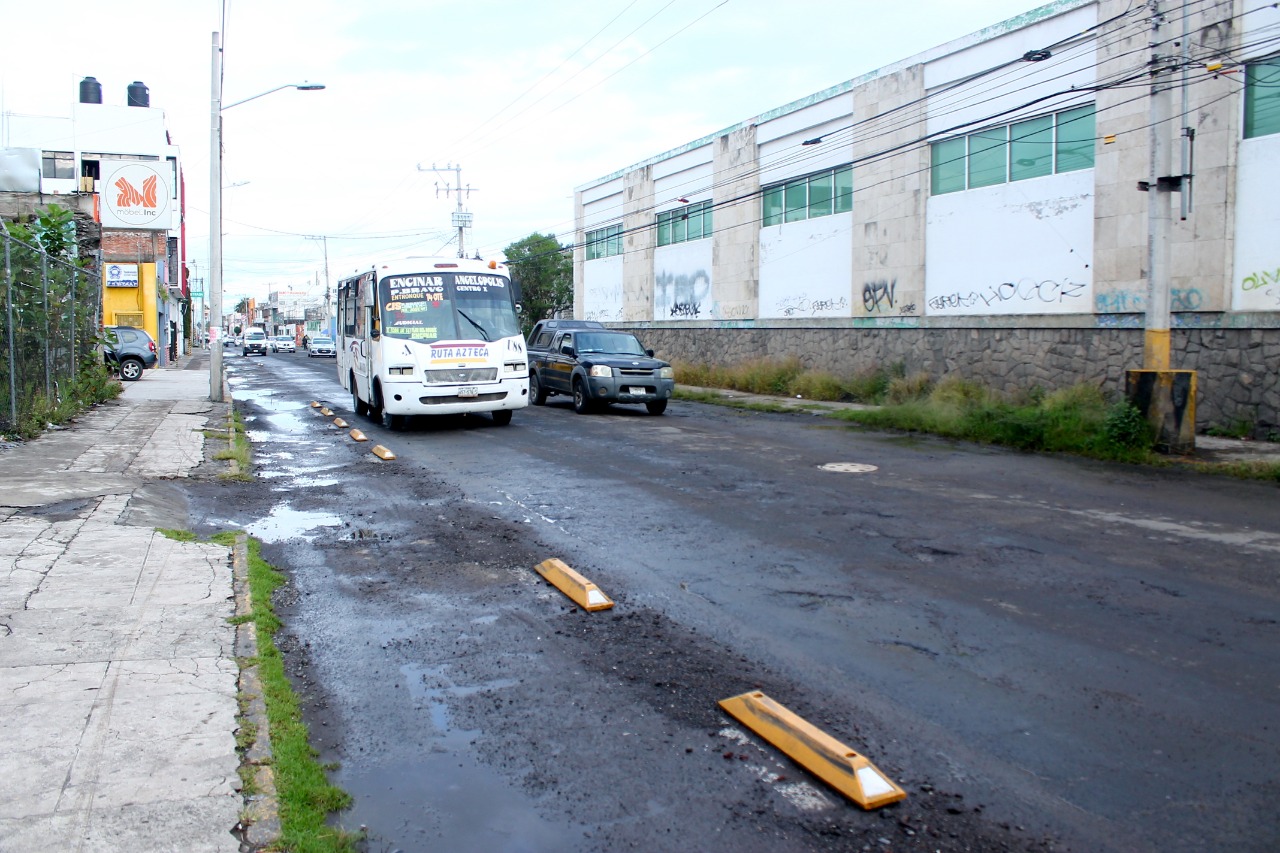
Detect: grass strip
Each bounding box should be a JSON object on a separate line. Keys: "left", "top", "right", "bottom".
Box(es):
{"left": 213, "top": 531, "right": 356, "bottom": 853}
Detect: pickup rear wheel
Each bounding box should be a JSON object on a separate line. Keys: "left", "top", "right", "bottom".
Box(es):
{"left": 530, "top": 371, "right": 547, "bottom": 405}
{"left": 118, "top": 357, "right": 145, "bottom": 382}
{"left": 572, "top": 378, "right": 594, "bottom": 414}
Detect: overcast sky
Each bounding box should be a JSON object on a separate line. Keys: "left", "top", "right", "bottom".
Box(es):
{"left": 2, "top": 0, "right": 1040, "bottom": 304}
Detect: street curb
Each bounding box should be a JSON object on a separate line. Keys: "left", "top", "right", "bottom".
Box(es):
{"left": 232, "top": 531, "right": 281, "bottom": 849}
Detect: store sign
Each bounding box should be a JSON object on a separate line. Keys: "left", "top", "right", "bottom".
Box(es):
{"left": 105, "top": 263, "right": 140, "bottom": 288}
{"left": 99, "top": 159, "right": 172, "bottom": 230}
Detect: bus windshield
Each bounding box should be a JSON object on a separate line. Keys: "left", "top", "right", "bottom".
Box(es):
{"left": 380, "top": 272, "right": 520, "bottom": 343}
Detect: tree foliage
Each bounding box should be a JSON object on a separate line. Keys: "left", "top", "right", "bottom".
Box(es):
{"left": 503, "top": 233, "right": 572, "bottom": 336}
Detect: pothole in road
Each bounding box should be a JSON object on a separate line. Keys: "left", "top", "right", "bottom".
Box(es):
{"left": 819, "top": 462, "right": 879, "bottom": 473}
{"left": 246, "top": 505, "right": 344, "bottom": 543}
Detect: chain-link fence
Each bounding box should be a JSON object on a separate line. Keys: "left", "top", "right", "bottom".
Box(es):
{"left": 0, "top": 229, "right": 102, "bottom": 435}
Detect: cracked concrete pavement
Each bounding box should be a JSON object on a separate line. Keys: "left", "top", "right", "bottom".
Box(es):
{"left": 0, "top": 355, "right": 243, "bottom": 853}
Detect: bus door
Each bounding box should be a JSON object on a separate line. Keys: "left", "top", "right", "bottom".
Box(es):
{"left": 350, "top": 274, "right": 376, "bottom": 400}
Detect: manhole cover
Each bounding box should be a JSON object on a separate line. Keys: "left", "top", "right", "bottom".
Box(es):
{"left": 819, "top": 462, "right": 879, "bottom": 473}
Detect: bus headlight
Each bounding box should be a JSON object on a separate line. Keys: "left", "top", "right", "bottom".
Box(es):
{"left": 659, "top": 366, "right": 675, "bottom": 379}
{"left": 388, "top": 366, "right": 415, "bottom": 376}
{"left": 589, "top": 365, "right": 613, "bottom": 378}
{"left": 504, "top": 361, "right": 525, "bottom": 373}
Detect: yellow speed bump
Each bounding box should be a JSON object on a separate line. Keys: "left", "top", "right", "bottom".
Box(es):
{"left": 320, "top": 407, "right": 334, "bottom": 417}
{"left": 718, "top": 691, "right": 906, "bottom": 810}
{"left": 310, "top": 401, "right": 321, "bottom": 408}
{"left": 371, "top": 444, "right": 396, "bottom": 460}
{"left": 333, "top": 417, "right": 348, "bottom": 428}
{"left": 349, "top": 429, "right": 368, "bottom": 442}
{"left": 534, "top": 558, "right": 614, "bottom": 611}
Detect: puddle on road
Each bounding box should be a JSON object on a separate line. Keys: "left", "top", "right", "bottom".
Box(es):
{"left": 336, "top": 755, "right": 585, "bottom": 853}
{"left": 246, "top": 505, "right": 343, "bottom": 543}
{"left": 335, "top": 665, "right": 577, "bottom": 853}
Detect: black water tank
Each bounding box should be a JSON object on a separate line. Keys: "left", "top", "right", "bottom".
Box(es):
{"left": 79, "top": 76, "right": 102, "bottom": 104}
{"left": 127, "top": 81, "right": 149, "bottom": 107}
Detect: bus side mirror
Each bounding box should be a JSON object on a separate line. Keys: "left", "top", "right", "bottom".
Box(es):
{"left": 515, "top": 302, "right": 524, "bottom": 315}
{"left": 371, "top": 328, "right": 381, "bottom": 339}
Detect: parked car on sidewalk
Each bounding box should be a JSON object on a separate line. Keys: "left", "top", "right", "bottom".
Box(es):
{"left": 307, "top": 336, "right": 336, "bottom": 358}
{"left": 272, "top": 336, "right": 296, "bottom": 353}
{"left": 103, "top": 325, "right": 159, "bottom": 381}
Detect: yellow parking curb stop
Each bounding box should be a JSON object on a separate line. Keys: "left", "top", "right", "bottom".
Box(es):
{"left": 718, "top": 691, "right": 906, "bottom": 810}
{"left": 320, "top": 407, "right": 334, "bottom": 416}
{"left": 534, "top": 558, "right": 614, "bottom": 611}
{"left": 372, "top": 444, "right": 396, "bottom": 460}
{"left": 333, "top": 418, "right": 348, "bottom": 428}
{"left": 310, "top": 401, "right": 321, "bottom": 408}
{"left": 350, "top": 429, "right": 368, "bottom": 442}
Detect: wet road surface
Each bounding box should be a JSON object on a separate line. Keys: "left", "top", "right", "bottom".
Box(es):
{"left": 183, "top": 351, "right": 1280, "bottom": 853}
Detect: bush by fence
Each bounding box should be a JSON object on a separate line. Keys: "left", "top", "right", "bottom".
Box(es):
{"left": 1, "top": 228, "right": 116, "bottom": 438}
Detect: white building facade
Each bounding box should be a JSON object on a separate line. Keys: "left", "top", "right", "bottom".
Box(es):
{"left": 574, "top": 0, "right": 1280, "bottom": 431}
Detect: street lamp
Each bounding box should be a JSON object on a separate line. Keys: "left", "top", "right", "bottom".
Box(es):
{"left": 208, "top": 30, "right": 324, "bottom": 402}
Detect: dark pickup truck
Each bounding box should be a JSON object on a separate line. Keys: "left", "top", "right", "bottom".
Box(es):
{"left": 527, "top": 319, "right": 675, "bottom": 415}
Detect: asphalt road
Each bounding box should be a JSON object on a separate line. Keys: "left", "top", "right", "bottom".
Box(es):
{"left": 185, "top": 349, "right": 1280, "bottom": 853}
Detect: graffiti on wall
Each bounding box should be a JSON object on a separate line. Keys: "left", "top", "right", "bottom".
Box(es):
{"left": 927, "top": 278, "right": 1087, "bottom": 312}
{"left": 861, "top": 279, "right": 919, "bottom": 316}
{"left": 656, "top": 269, "right": 711, "bottom": 320}
{"left": 1094, "top": 288, "right": 1207, "bottom": 313}
{"left": 1241, "top": 268, "right": 1280, "bottom": 307}
{"left": 775, "top": 293, "right": 850, "bottom": 317}
{"left": 584, "top": 282, "right": 624, "bottom": 323}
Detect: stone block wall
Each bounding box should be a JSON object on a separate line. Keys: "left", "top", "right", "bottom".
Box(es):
{"left": 634, "top": 325, "right": 1280, "bottom": 434}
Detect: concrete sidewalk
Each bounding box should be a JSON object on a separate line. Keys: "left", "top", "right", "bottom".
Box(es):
{"left": 0, "top": 353, "right": 242, "bottom": 852}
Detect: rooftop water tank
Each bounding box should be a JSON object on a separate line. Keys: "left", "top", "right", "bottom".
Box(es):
{"left": 127, "top": 81, "right": 149, "bottom": 107}
{"left": 79, "top": 76, "right": 102, "bottom": 104}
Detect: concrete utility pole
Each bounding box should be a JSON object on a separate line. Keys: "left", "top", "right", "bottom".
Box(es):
{"left": 1127, "top": 0, "right": 1197, "bottom": 453}
{"left": 209, "top": 32, "right": 225, "bottom": 402}
{"left": 417, "top": 163, "right": 476, "bottom": 258}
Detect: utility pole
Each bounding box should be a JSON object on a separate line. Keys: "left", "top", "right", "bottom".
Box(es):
{"left": 1128, "top": 0, "right": 1196, "bottom": 453}
{"left": 417, "top": 163, "right": 476, "bottom": 258}
{"left": 306, "top": 235, "right": 330, "bottom": 335}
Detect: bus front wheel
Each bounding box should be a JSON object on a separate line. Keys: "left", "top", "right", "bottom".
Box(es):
{"left": 491, "top": 409, "right": 513, "bottom": 426}
{"left": 380, "top": 408, "right": 403, "bottom": 431}
{"left": 351, "top": 379, "right": 368, "bottom": 417}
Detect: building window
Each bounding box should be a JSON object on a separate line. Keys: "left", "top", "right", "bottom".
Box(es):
{"left": 657, "top": 200, "right": 713, "bottom": 246}
{"left": 931, "top": 104, "right": 1096, "bottom": 195}
{"left": 585, "top": 224, "right": 623, "bottom": 260}
{"left": 761, "top": 165, "right": 853, "bottom": 226}
{"left": 1245, "top": 57, "right": 1280, "bottom": 139}
{"left": 41, "top": 151, "right": 75, "bottom": 180}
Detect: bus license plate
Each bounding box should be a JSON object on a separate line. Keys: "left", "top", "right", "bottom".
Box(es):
{"left": 458, "top": 386, "right": 478, "bottom": 398}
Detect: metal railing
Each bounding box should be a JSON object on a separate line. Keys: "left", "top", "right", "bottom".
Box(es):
{"left": 0, "top": 229, "right": 102, "bottom": 435}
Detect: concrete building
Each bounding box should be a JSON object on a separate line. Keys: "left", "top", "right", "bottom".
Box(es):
{"left": 1, "top": 77, "right": 188, "bottom": 362}
{"left": 573, "top": 0, "right": 1280, "bottom": 434}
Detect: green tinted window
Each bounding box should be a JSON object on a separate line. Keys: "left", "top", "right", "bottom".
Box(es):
{"left": 834, "top": 166, "right": 853, "bottom": 213}
{"left": 1055, "top": 105, "right": 1095, "bottom": 172}
{"left": 762, "top": 186, "right": 784, "bottom": 226}
{"left": 1245, "top": 59, "right": 1280, "bottom": 138}
{"left": 931, "top": 138, "right": 966, "bottom": 194}
{"left": 657, "top": 216, "right": 671, "bottom": 246}
{"left": 968, "top": 128, "right": 1007, "bottom": 188}
{"left": 807, "top": 173, "right": 833, "bottom": 218}
{"left": 784, "top": 180, "right": 808, "bottom": 223}
{"left": 1010, "top": 115, "right": 1053, "bottom": 181}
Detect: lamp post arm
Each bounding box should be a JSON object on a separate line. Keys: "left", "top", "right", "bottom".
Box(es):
{"left": 224, "top": 82, "right": 325, "bottom": 110}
